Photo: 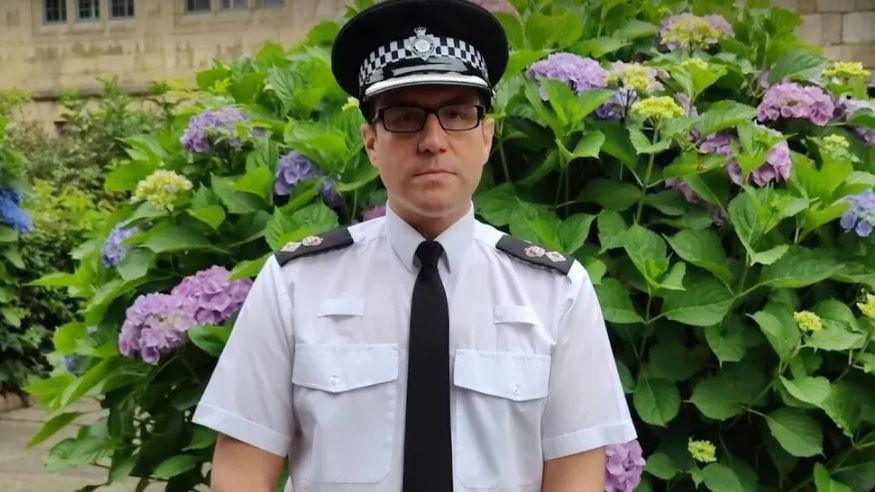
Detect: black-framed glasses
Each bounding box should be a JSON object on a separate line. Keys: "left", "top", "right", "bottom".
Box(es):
{"left": 374, "top": 104, "right": 485, "bottom": 133}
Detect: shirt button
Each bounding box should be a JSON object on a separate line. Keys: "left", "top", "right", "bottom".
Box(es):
{"left": 512, "top": 384, "right": 521, "bottom": 395}
{"left": 329, "top": 375, "right": 340, "bottom": 386}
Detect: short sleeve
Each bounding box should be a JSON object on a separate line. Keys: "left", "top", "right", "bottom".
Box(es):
{"left": 540, "top": 264, "right": 637, "bottom": 460}
{"left": 192, "top": 255, "right": 295, "bottom": 457}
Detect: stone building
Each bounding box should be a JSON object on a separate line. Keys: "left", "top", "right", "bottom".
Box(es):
{"left": 0, "top": 0, "right": 872, "bottom": 131}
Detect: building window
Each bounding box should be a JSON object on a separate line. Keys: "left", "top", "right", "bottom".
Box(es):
{"left": 44, "top": 0, "right": 67, "bottom": 23}
{"left": 186, "top": 0, "right": 211, "bottom": 12}
{"left": 222, "top": 0, "right": 248, "bottom": 9}
{"left": 111, "top": 0, "right": 135, "bottom": 18}
{"left": 255, "top": 0, "right": 284, "bottom": 7}
{"left": 77, "top": 0, "right": 100, "bottom": 21}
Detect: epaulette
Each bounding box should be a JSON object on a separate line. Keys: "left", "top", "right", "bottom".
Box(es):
{"left": 495, "top": 234, "right": 574, "bottom": 275}
{"left": 275, "top": 227, "right": 354, "bottom": 266}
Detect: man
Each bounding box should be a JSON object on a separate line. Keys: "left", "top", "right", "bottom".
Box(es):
{"left": 192, "top": 1, "right": 636, "bottom": 491}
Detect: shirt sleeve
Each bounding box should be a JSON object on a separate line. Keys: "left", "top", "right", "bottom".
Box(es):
{"left": 192, "top": 255, "right": 295, "bottom": 457}
{"left": 540, "top": 262, "right": 637, "bottom": 460}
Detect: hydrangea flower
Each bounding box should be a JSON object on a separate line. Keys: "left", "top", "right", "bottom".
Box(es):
{"left": 61, "top": 354, "right": 81, "bottom": 374}
{"left": 659, "top": 13, "right": 733, "bottom": 51}
{"left": 274, "top": 151, "right": 343, "bottom": 207}
{"left": 181, "top": 106, "right": 249, "bottom": 154}
{"left": 341, "top": 97, "right": 360, "bottom": 111}
{"left": 595, "top": 88, "right": 639, "bottom": 121}
{"left": 631, "top": 96, "right": 685, "bottom": 121}
{"left": 756, "top": 82, "right": 835, "bottom": 126}
{"left": 119, "top": 292, "right": 196, "bottom": 365}
{"left": 362, "top": 203, "right": 387, "bottom": 221}
{"left": 837, "top": 97, "right": 875, "bottom": 146}
{"left": 793, "top": 310, "right": 823, "bottom": 333}
{"left": 857, "top": 293, "right": 875, "bottom": 320}
{"left": 822, "top": 134, "right": 850, "bottom": 156}
{"left": 471, "top": 0, "right": 516, "bottom": 13}
{"left": 681, "top": 57, "right": 709, "bottom": 71}
{"left": 675, "top": 93, "right": 699, "bottom": 119}
{"left": 171, "top": 266, "right": 252, "bottom": 325}
{"left": 604, "top": 440, "right": 645, "bottom": 492}
{"left": 0, "top": 188, "right": 32, "bottom": 233}
{"left": 101, "top": 224, "right": 140, "bottom": 268}
{"left": 665, "top": 178, "right": 727, "bottom": 225}
{"left": 840, "top": 190, "right": 875, "bottom": 237}
{"left": 703, "top": 128, "right": 791, "bottom": 187}
{"left": 609, "top": 61, "right": 663, "bottom": 94}
{"left": 823, "top": 61, "right": 871, "bottom": 83}
{"left": 527, "top": 53, "right": 608, "bottom": 97}
{"left": 132, "top": 170, "right": 193, "bottom": 211}
{"left": 688, "top": 438, "right": 717, "bottom": 463}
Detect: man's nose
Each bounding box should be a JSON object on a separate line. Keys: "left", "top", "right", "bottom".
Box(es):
{"left": 418, "top": 113, "right": 448, "bottom": 153}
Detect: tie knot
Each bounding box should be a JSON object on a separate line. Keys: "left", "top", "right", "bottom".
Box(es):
{"left": 415, "top": 240, "right": 444, "bottom": 270}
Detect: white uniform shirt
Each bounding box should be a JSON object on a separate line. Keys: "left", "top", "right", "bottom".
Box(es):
{"left": 193, "top": 202, "right": 636, "bottom": 492}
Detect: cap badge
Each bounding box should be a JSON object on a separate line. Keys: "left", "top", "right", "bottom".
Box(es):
{"left": 524, "top": 245, "right": 546, "bottom": 258}
{"left": 408, "top": 27, "right": 437, "bottom": 61}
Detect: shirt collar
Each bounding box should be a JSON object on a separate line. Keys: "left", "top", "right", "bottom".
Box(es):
{"left": 385, "top": 201, "right": 475, "bottom": 274}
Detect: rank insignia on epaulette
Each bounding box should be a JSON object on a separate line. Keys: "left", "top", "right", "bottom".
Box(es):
{"left": 275, "top": 228, "right": 354, "bottom": 266}
{"left": 496, "top": 235, "right": 573, "bottom": 275}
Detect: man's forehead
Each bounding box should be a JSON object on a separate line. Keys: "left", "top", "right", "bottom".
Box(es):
{"left": 376, "top": 85, "right": 481, "bottom": 106}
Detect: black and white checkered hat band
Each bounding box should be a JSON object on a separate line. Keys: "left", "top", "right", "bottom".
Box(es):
{"left": 358, "top": 33, "right": 489, "bottom": 90}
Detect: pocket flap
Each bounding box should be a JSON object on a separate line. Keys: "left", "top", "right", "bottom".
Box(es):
{"left": 493, "top": 305, "right": 540, "bottom": 326}
{"left": 317, "top": 297, "right": 364, "bottom": 317}
{"left": 453, "top": 350, "right": 551, "bottom": 401}
{"left": 293, "top": 343, "right": 398, "bottom": 393}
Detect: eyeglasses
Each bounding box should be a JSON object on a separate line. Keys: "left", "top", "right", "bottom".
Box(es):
{"left": 374, "top": 104, "right": 485, "bottom": 133}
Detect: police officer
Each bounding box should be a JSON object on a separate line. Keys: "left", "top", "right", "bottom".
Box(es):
{"left": 193, "top": 1, "right": 636, "bottom": 491}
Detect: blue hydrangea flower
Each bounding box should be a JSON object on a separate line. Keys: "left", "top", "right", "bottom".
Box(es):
{"left": 527, "top": 53, "right": 608, "bottom": 98}
{"left": 274, "top": 151, "right": 343, "bottom": 207}
{"left": 840, "top": 190, "right": 875, "bottom": 237}
{"left": 101, "top": 224, "right": 139, "bottom": 268}
{"left": 180, "top": 106, "right": 248, "bottom": 154}
{"left": 0, "top": 188, "right": 32, "bottom": 233}
{"left": 596, "top": 88, "right": 639, "bottom": 121}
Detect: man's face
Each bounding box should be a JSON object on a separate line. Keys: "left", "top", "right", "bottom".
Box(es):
{"left": 361, "top": 85, "right": 495, "bottom": 221}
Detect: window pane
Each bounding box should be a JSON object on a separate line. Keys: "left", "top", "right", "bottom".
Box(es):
{"left": 78, "top": 0, "right": 100, "bottom": 20}
{"left": 186, "top": 0, "right": 211, "bottom": 12}
{"left": 44, "top": 0, "right": 67, "bottom": 23}
{"left": 222, "top": 0, "right": 248, "bottom": 9}
{"left": 111, "top": 0, "right": 135, "bottom": 18}
{"left": 255, "top": 0, "right": 284, "bottom": 7}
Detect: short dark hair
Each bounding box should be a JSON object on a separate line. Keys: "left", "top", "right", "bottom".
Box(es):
{"left": 359, "top": 88, "right": 493, "bottom": 123}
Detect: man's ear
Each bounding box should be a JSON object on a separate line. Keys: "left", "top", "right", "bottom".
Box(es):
{"left": 361, "top": 123, "right": 378, "bottom": 167}
{"left": 480, "top": 117, "right": 496, "bottom": 166}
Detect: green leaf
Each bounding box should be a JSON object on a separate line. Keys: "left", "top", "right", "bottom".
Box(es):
{"left": 557, "top": 213, "right": 595, "bottom": 254}
{"left": 579, "top": 178, "right": 641, "bottom": 211}
{"left": 116, "top": 248, "right": 155, "bottom": 281}
{"left": 769, "top": 49, "right": 828, "bottom": 83}
{"left": 644, "top": 452, "right": 676, "bottom": 480}
{"left": 702, "top": 463, "right": 744, "bottom": 492}
{"left": 475, "top": 183, "right": 518, "bottom": 227}
{"left": 184, "top": 426, "right": 218, "bottom": 451}
{"left": 822, "top": 381, "right": 862, "bottom": 437}
{"left": 696, "top": 101, "right": 758, "bottom": 138}
{"left": 759, "top": 247, "right": 842, "bottom": 288}
{"left": 661, "top": 273, "right": 733, "bottom": 327}
{"left": 814, "top": 463, "right": 854, "bottom": 492}
{"left": 572, "top": 37, "right": 631, "bottom": 57}
{"left": 594, "top": 278, "right": 643, "bottom": 324}
{"left": 691, "top": 365, "right": 767, "bottom": 420}
{"left": 234, "top": 164, "right": 274, "bottom": 202}
{"left": 766, "top": 408, "right": 823, "bottom": 457}
{"left": 188, "top": 204, "right": 226, "bottom": 230}
{"left": 45, "top": 434, "right": 109, "bottom": 471}
{"left": 751, "top": 307, "right": 800, "bottom": 362}
{"left": 622, "top": 225, "right": 668, "bottom": 288}
{"left": 152, "top": 454, "right": 199, "bottom": 480}
{"left": 104, "top": 160, "right": 158, "bottom": 192}
{"left": 807, "top": 328, "right": 864, "bottom": 351}
{"left": 648, "top": 340, "right": 703, "bottom": 382}
{"left": 28, "top": 412, "right": 83, "bottom": 448}
{"left": 53, "top": 323, "right": 86, "bottom": 355}
{"left": 780, "top": 376, "right": 831, "bottom": 406}
{"left": 2, "top": 306, "right": 21, "bottom": 327}
{"left": 571, "top": 130, "right": 605, "bottom": 158}
{"left": 665, "top": 229, "right": 731, "bottom": 285}
{"left": 188, "top": 325, "right": 232, "bottom": 357}
{"left": 60, "top": 358, "right": 119, "bottom": 407}
{"left": 509, "top": 203, "right": 562, "bottom": 250}
{"left": 704, "top": 317, "right": 747, "bottom": 363}
{"left": 597, "top": 210, "right": 627, "bottom": 252}
{"left": 229, "top": 254, "right": 270, "bottom": 281}
{"left": 589, "top": 121, "right": 639, "bottom": 169}
{"left": 28, "top": 272, "right": 82, "bottom": 288}
{"left": 212, "top": 174, "right": 265, "bottom": 214}
{"left": 142, "top": 226, "right": 216, "bottom": 254}
{"left": 633, "top": 377, "right": 680, "bottom": 426}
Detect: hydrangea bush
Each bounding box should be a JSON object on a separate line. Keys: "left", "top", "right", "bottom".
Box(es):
{"left": 25, "top": 0, "right": 875, "bottom": 491}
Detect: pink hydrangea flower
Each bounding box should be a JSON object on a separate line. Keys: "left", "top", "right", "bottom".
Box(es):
{"left": 605, "top": 440, "right": 646, "bottom": 492}
{"left": 756, "top": 82, "right": 835, "bottom": 126}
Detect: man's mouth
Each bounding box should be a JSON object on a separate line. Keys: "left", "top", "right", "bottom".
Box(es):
{"left": 415, "top": 169, "right": 454, "bottom": 176}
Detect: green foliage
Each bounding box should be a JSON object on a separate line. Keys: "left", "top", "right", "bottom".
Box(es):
{"left": 22, "top": 1, "right": 875, "bottom": 491}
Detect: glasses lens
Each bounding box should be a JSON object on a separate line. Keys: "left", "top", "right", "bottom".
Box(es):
{"left": 439, "top": 105, "right": 481, "bottom": 130}
{"left": 382, "top": 107, "right": 425, "bottom": 132}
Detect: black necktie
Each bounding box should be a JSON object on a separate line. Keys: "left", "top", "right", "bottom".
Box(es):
{"left": 402, "top": 240, "right": 453, "bottom": 491}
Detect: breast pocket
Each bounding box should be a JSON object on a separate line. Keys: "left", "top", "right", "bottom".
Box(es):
{"left": 494, "top": 304, "right": 551, "bottom": 352}
{"left": 453, "top": 349, "right": 552, "bottom": 488}
{"left": 292, "top": 343, "right": 399, "bottom": 484}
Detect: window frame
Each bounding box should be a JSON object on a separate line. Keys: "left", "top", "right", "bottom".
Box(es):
{"left": 76, "top": 0, "right": 101, "bottom": 22}
{"left": 110, "top": 0, "right": 135, "bottom": 19}
{"left": 221, "top": 0, "right": 248, "bottom": 10}
{"left": 255, "top": 0, "right": 284, "bottom": 8}
{"left": 43, "top": 0, "right": 68, "bottom": 24}
{"left": 185, "top": 0, "right": 212, "bottom": 14}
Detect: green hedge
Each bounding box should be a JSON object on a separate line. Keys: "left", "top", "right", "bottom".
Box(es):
{"left": 26, "top": 0, "right": 875, "bottom": 491}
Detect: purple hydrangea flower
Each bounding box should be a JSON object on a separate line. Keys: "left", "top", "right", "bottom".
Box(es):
{"left": 362, "top": 203, "right": 387, "bottom": 221}
{"left": 527, "top": 53, "right": 608, "bottom": 97}
{"left": 181, "top": 106, "right": 247, "bottom": 154}
{"left": 665, "top": 177, "right": 728, "bottom": 225}
{"left": 840, "top": 190, "right": 875, "bottom": 237}
{"left": 719, "top": 132, "right": 791, "bottom": 187}
{"left": 470, "top": 0, "right": 516, "bottom": 13}
{"left": 170, "top": 266, "right": 253, "bottom": 325}
{"left": 596, "top": 88, "right": 639, "bottom": 121}
{"left": 101, "top": 224, "right": 139, "bottom": 268}
{"left": 675, "top": 93, "right": 699, "bottom": 119}
{"left": 604, "top": 440, "right": 646, "bottom": 492}
{"left": 0, "top": 188, "right": 32, "bottom": 233}
{"left": 119, "top": 292, "right": 196, "bottom": 365}
{"left": 837, "top": 97, "right": 875, "bottom": 146}
{"left": 756, "top": 82, "right": 835, "bottom": 126}
{"left": 274, "top": 151, "right": 344, "bottom": 207}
